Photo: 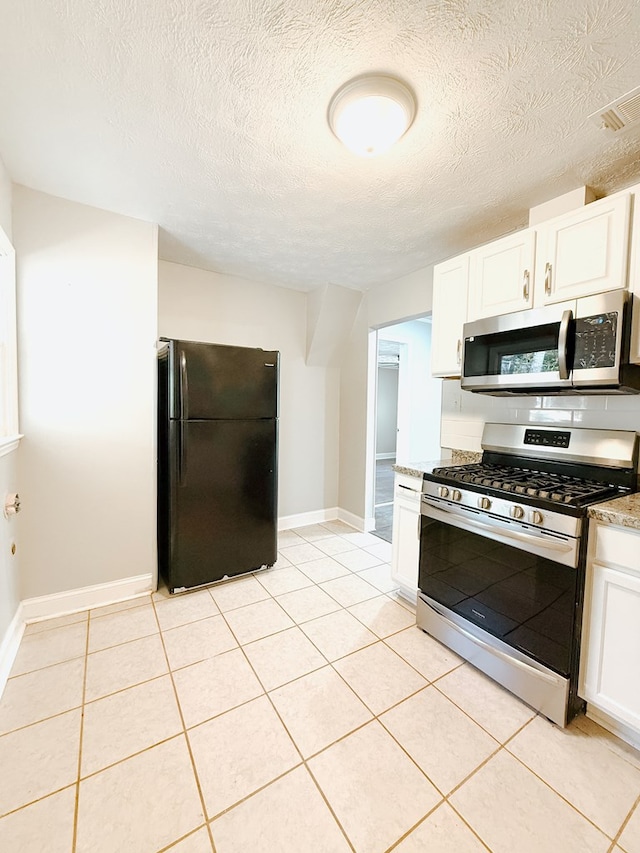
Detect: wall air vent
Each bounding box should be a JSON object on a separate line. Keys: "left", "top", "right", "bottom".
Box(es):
{"left": 589, "top": 85, "right": 640, "bottom": 133}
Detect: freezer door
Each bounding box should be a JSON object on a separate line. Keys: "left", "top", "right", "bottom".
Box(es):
{"left": 163, "top": 419, "right": 278, "bottom": 591}
{"left": 168, "top": 339, "right": 279, "bottom": 420}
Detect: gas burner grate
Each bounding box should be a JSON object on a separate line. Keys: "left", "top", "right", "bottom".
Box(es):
{"left": 431, "top": 463, "right": 618, "bottom": 507}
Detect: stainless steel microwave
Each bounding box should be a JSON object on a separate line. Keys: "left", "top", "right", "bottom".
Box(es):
{"left": 461, "top": 290, "right": 640, "bottom": 395}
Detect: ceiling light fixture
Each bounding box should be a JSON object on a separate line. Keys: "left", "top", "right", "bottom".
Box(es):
{"left": 328, "top": 74, "right": 417, "bottom": 157}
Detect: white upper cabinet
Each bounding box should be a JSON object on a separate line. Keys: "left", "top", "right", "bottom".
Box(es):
{"left": 431, "top": 253, "right": 470, "bottom": 377}
{"left": 467, "top": 228, "right": 536, "bottom": 321}
{"left": 430, "top": 189, "right": 635, "bottom": 377}
{"left": 539, "top": 194, "right": 631, "bottom": 305}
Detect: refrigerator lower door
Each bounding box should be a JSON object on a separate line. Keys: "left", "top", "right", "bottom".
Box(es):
{"left": 164, "top": 419, "right": 278, "bottom": 591}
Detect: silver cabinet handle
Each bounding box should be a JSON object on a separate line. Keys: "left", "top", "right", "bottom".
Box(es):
{"left": 523, "top": 269, "right": 530, "bottom": 301}
{"left": 558, "top": 309, "right": 573, "bottom": 381}
{"left": 544, "top": 262, "right": 552, "bottom": 295}
{"left": 456, "top": 339, "right": 462, "bottom": 365}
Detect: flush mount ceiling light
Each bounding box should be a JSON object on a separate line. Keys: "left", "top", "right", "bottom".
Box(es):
{"left": 328, "top": 74, "right": 417, "bottom": 157}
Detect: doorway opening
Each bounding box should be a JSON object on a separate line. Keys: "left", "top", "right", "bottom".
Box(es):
{"left": 367, "top": 317, "right": 442, "bottom": 542}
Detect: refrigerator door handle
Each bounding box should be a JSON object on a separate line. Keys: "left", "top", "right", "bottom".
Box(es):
{"left": 177, "top": 422, "right": 187, "bottom": 487}
{"left": 179, "top": 350, "right": 188, "bottom": 420}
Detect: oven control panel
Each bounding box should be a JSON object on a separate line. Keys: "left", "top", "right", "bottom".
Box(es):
{"left": 421, "top": 480, "right": 581, "bottom": 538}
{"left": 523, "top": 429, "right": 570, "bottom": 449}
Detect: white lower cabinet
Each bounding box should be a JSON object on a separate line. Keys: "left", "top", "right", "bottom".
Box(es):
{"left": 580, "top": 522, "right": 640, "bottom": 741}
{"left": 390, "top": 473, "right": 422, "bottom": 603}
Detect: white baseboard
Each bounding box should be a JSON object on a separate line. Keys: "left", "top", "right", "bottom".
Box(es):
{"left": 278, "top": 507, "right": 339, "bottom": 531}
{"left": 0, "top": 604, "right": 25, "bottom": 699}
{"left": 335, "top": 508, "right": 372, "bottom": 532}
{"left": 279, "top": 507, "right": 376, "bottom": 533}
{"left": 585, "top": 704, "right": 640, "bottom": 751}
{"left": 21, "top": 574, "right": 155, "bottom": 624}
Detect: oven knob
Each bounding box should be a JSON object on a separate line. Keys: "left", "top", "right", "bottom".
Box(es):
{"left": 477, "top": 496, "right": 491, "bottom": 510}
{"left": 529, "top": 510, "right": 543, "bottom": 525}
{"left": 510, "top": 505, "right": 525, "bottom": 520}
{"left": 452, "top": 489, "right": 462, "bottom": 502}
{"left": 438, "top": 486, "right": 450, "bottom": 498}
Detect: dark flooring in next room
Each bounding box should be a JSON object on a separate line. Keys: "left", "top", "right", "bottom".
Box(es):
{"left": 374, "top": 457, "right": 395, "bottom": 543}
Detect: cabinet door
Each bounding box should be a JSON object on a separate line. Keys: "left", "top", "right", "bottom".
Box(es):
{"left": 468, "top": 229, "right": 535, "bottom": 321}
{"left": 541, "top": 194, "right": 630, "bottom": 304}
{"left": 431, "top": 254, "right": 469, "bottom": 377}
{"left": 391, "top": 489, "right": 421, "bottom": 602}
{"left": 581, "top": 559, "right": 640, "bottom": 730}
{"left": 628, "top": 191, "right": 640, "bottom": 365}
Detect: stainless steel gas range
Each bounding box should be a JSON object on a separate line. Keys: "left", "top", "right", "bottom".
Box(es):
{"left": 417, "top": 422, "right": 638, "bottom": 727}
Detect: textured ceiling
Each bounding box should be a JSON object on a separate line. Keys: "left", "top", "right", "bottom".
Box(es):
{"left": 1, "top": 1, "right": 640, "bottom": 292}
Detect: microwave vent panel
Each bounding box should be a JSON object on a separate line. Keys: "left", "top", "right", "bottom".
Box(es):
{"left": 590, "top": 85, "right": 640, "bottom": 134}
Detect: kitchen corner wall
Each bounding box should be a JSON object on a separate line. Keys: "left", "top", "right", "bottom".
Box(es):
{"left": 441, "top": 381, "right": 640, "bottom": 451}
{"left": 338, "top": 265, "right": 436, "bottom": 523}
{"left": 0, "top": 157, "right": 19, "bottom": 645}
{"left": 14, "top": 187, "right": 158, "bottom": 600}
{"left": 157, "top": 261, "right": 340, "bottom": 520}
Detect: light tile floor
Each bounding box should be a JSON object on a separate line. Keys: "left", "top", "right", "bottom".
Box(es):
{"left": 1, "top": 520, "right": 640, "bottom": 852}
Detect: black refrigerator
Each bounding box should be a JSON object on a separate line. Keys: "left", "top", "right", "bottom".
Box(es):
{"left": 157, "top": 338, "right": 279, "bottom": 593}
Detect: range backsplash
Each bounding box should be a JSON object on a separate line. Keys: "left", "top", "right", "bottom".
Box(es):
{"left": 441, "top": 379, "right": 640, "bottom": 453}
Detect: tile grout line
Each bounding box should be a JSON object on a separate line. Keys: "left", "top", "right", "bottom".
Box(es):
{"left": 383, "top": 798, "right": 491, "bottom": 853}
{"left": 501, "top": 727, "right": 623, "bottom": 842}
{"left": 229, "top": 532, "right": 640, "bottom": 846}
{"left": 71, "top": 607, "right": 92, "bottom": 853}
{"left": 609, "top": 792, "right": 640, "bottom": 851}
{"left": 213, "top": 592, "right": 357, "bottom": 853}
{"left": 431, "top": 688, "right": 636, "bottom": 845}
{"left": 155, "top": 823, "right": 211, "bottom": 853}
{"left": 213, "top": 559, "right": 457, "bottom": 849}
{"left": 149, "top": 595, "right": 218, "bottom": 853}
{"left": 22, "top": 613, "right": 89, "bottom": 637}
{"left": 5, "top": 525, "right": 637, "bottom": 850}
{"left": 0, "top": 530, "right": 370, "bottom": 837}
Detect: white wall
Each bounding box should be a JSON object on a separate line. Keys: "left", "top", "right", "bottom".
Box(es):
{"left": 338, "top": 265, "right": 436, "bottom": 521}
{"left": 0, "top": 451, "right": 19, "bottom": 639}
{"left": 14, "top": 187, "right": 158, "bottom": 599}
{"left": 158, "top": 261, "right": 340, "bottom": 520}
{"left": 0, "top": 156, "right": 11, "bottom": 240}
{"left": 338, "top": 303, "right": 370, "bottom": 522}
{"left": 0, "top": 157, "right": 19, "bottom": 648}
{"left": 376, "top": 366, "right": 398, "bottom": 456}
{"left": 368, "top": 265, "right": 434, "bottom": 328}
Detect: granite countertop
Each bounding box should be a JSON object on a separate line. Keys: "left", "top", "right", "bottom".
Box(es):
{"left": 393, "top": 459, "right": 448, "bottom": 478}
{"left": 588, "top": 494, "right": 640, "bottom": 531}
{"left": 393, "top": 449, "right": 483, "bottom": 480}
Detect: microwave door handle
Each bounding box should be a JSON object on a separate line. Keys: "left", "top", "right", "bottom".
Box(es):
{"left": 558, "top": 309, "right": 573, "bottom": 380}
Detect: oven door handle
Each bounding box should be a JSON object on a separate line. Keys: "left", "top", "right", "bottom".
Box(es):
{"left": 422, "top": 598, "right": 561, "bottom": 687}
{"left": 422, "top": 500, "right": 574, "bottom": 554}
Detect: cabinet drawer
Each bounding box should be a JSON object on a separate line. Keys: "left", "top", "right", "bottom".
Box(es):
{"left": 594, "top": 523, "right": 640, "bottom": 571}
{"left": 395, "top": 473, "right": 423, "bottom": 494}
